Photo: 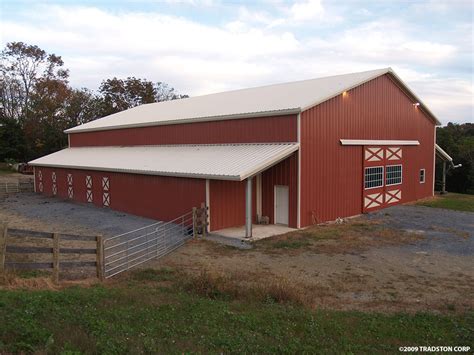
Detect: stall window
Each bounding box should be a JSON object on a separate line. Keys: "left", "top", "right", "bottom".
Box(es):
{"left": 419, "top": 169, "right": 425, "bottom": 183}
{"left": 386, "top": 165, "right": 402, "bottom": 186}
{"left": 364, "top": 166, "right": 384, "bottom": 189}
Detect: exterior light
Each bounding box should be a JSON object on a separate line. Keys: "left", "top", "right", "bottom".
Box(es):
{"left": 413, "top": 102, "right": 420, "bottom": 107}
{"left": 342, "top": 91, "right": 348, "bottom": 97}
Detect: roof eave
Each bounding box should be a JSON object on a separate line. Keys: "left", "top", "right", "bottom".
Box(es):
{"left": 64, "top": 108, "right": 301, "bottom": 134}
{"left": 28, "top": 162, "right": 243, "bottom": 181}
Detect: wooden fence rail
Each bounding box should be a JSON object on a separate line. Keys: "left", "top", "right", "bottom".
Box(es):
{"left": 0, "top": 223, "right": 104, "bottom": 283}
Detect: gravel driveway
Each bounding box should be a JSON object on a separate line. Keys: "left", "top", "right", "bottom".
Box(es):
{"left": 367, "top": 205, "right": 473, "bottom": 256}
{"left": 0, "top": 193, "right": 158, "bottom": 237}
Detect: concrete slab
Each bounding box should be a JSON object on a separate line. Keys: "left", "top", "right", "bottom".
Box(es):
{"left": 210, "top": 224, "right": 296, "bottom": 242}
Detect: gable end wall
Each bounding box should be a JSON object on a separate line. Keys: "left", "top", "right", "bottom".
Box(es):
{"left": 300, "top": 74, "right": 435, "bottom": 227}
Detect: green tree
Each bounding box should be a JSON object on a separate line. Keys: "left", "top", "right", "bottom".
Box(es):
{"left": 436, "top": 123, "right": 474, "bottom": 194}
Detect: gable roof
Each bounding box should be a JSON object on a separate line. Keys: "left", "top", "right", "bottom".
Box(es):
{"left": 29, "top": 143, "right": 299, "bottom": 181}
{"left": 65, "top": 68, "right": 440, "bottom": 134}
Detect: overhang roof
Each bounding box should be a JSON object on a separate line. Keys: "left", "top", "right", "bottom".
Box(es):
{"left": 435, "top": 144, "right": 453, "bottom": 162}
{"left": 65, "top": 68, "right": 440, "bottom": 134}
{"left": 29, "top": 143, "right": 299, "bottom": 181}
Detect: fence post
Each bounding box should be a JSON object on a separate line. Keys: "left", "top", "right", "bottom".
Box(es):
{"left": 192, "top": 207, "right": 197, "bottom": 238}
{"left": 0, "top": 223, "right": 7, "bottom": 275}
{"left": 52, "top": 233, "right": 60, "bottom": 284}
{"left": 202, "top": 207, "right": 207, "bottom": 238}
{"left": 96, "top": 236, "right": 104, "bottom": 281}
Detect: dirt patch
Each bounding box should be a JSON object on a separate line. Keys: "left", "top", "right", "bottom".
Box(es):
{"left": 147, "top": 231, "right": 474, "bottom": 313}
{"left": 253, "top": 220, "right": 424, "bottom": 255}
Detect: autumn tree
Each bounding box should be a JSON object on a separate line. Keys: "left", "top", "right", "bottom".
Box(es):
{"left": 0, "top": 42, "right": 68, "bottom": 123}
{"left": 98, "top": 77, "right": 188, "bottom": 116}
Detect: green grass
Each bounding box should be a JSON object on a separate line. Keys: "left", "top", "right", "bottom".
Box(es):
{"left": 417, "top": 193, "right": 474, "bottom": 212}
{"left": 0, "top": 269, "right": 472, "bottom": 354}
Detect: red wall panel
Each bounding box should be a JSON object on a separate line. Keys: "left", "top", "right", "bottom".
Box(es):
{"left": 70, "top": 114, "right": 297, "bottom": 147}
{"left": 34, "top": 167, "right": 206, "bottom": 221}
{"left": 300, "top": 74, "right": 435, "bottom": 227}
{"left": 209, "top": 180, "right": 256, "bottom": 231}
{"left": 261, "top": 152, "right": 298, "bottom": 228}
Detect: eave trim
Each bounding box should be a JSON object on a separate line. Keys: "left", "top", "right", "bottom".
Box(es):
{"left": 340, "top": 139, "right": 420, "bottom": 146}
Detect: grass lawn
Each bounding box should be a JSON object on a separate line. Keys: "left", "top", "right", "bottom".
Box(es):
{"left": 1, "top": 269, "right": 473, "bottom": 353}
{"left": 417, "top": 193, "right": 474, "bottom": 212}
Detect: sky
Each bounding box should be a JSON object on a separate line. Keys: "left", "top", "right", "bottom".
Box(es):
{"left": 1, "top": 0, "right": 473, "bottom": 124}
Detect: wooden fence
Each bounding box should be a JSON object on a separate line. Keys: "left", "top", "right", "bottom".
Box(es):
{"left": 0, "top": 223, "right": 104, "bottom": 283}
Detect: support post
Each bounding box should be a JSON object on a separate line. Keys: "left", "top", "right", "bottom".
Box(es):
{"left": 245, "top": 177, "right": 253, "bottom": 238}
{"left": 441, "top": 161, "right": 447, "bottom": 194}
{"left": 96, "top": 236, "right": 104, "bottom": 281}
{"left": 192, "top": 207, "right": 197, "bottom": 238}
{"left": 0, "top": 223, "right": 7, "bottom": 275}
{"left": 52, "top": 233, "right": 59, "bottom": 284}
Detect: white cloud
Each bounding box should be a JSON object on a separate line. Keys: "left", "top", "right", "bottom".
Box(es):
{"left": 1, "top": 3, "right": 471, "bottom": 124}
{"left": 289, "top": 0, "right": 324, "bottom": 21}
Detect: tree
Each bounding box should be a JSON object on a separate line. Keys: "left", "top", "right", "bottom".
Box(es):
{"left": 98, "top": 77, "right": 188, "bottom": 116}
{"left": 436, "top": 123, "right": 474, "bottom": 194}
{"left": 0, "top": 42, "right": 68, "bottom": 123}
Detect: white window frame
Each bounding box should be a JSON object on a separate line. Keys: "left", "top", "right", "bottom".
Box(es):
{"left": 419, "top": 169, "right": 426, "bottom": 184}
{"left": 364, "top": 166, "right": 384, "bottom": 190}
{"left": 386, "top": 164, "right": 403, "bottom": 186}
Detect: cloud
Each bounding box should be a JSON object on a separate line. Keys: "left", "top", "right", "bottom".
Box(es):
{"left": 289, "top": 0, "right": 324, "bottom": 21}
{"left": 1, "top": 2, "right": 471, "bottom": 124}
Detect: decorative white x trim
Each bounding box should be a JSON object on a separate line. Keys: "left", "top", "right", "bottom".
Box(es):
{"left": 86, "top": 176, "right": 92, "bottom": 189}
{"left": 102, "top": 177, "right": 109, "bottom": 191}
{"left": 386, "top": 147, "right": 402, "bottom": 161}
{"left": 38, "top": 182, "right": 43, "bottom": 192}
{"left": 385, "top": 189, "right": 402, "bottom": 204}
{"left": 86, "top": 190, "right": 93, "bottom": 203}
{"left": 52, "top": 172, "right": 56, "bottom": 183}
{"left": 365, "top": 147, "right": 384, "bottom": 162}
{"left": 52, "top": 184, "right": 57, "bottom": 196}
{"left": 68, "top": 186, "right": 74, "bottom": 199}
{"left": 38, "top": 170, "right": 42, "bottom": 181}
{"left": 67, "top": 174, "right": 73, "bottom": 185}
{"left": 103, "top": 192, "right": 110, "bottom": 207}
{"left": 364, "top": 192, "right": 383, "bottom": 209}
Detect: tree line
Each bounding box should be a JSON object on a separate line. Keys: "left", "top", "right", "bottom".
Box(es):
{"left": 436, "top": 123, "right": 474, "bottom": 194}
{"left": 0, "top": 42, "right": 188, "bottom": 162}
{"left": 1, "top": 42, "right": 472, "bottom": 194}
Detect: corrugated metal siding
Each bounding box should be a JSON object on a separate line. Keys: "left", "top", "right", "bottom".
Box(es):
{"left": 209, "top": 179, "right": 257, "bottom": 231}
{"left": 261, "top": 152, "right": 298, "bottom": 228}
{"left": 34, "top": 167, "right": 206, "bottom": 221}
{"left": 208, "top": 153, "right": 297, "bottom": 231}
{"left": 300, "top": 74, "right": 435, "bottom": 227}
{"left": 70, "top": 114, "right": 297, "bottom": 147}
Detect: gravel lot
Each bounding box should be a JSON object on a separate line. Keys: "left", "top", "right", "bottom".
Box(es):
{"left": 1, "top": 193, "right": 473, "bottom": 313}
{"left": 0, "top": 193, "right": 158, "bottom": 237}
{"left": 367, "top": 204, "right": 474, "bottom": 256}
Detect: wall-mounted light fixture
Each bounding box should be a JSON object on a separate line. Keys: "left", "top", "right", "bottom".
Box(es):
{"left": 342, "top": 91, "right": 348, "bottom": 97}
{"left": 413, "top": 102, "right": 420, "bottom": 107}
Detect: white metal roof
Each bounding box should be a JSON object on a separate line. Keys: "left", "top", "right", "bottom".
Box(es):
{"left": 65, "top": 68, "right": 440, "bottom": 134}
{"left": 29, "top": 143, "right": 299, "bottom": 181}
{"left": 435, "top": 144, "right": 453, "bottom": 162}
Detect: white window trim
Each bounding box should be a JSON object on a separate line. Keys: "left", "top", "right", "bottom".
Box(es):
{"left": 420, "top": 168, "right": 426, "bottom": 184}
{"left": 364, "top": 166, "right": 384, "bottom": 190}
{"left": 386, "top": 164, "right": 403, "bottom": 186}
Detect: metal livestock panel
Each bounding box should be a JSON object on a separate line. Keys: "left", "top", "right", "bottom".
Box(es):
{"left": 34, "top": 167, "right": 206, "bottom": 222}
{"left": 69, "top": 114, "right": 298, "bottom": 147}
{"left": 261, "top": 152, "right": 298, "bottom": 228}
{"left": 300, "top": 74, "right": 435, "bottom": 227}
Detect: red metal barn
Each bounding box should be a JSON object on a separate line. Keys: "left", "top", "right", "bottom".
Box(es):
{"left": 30, "top": 68, "right": 439, "bottom": 237}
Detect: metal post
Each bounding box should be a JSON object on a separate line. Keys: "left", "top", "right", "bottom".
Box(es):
{"left": 245, "top": 177, "right": 253, "bottom": 238}
{"left": 441, "top": 161, "right": 447, "bottom": 194}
